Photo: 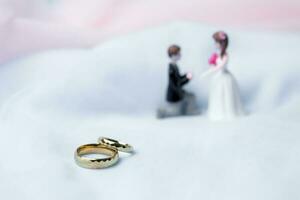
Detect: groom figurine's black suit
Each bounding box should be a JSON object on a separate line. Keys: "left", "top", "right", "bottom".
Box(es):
{"left": 167, "top": 63, "right": 189, "bottom": 102}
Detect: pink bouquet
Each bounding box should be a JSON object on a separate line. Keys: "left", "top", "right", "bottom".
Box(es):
{"left": 208, "top": 53, "right": 218, "bottom": 65}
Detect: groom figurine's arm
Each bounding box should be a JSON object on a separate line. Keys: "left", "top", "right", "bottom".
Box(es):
{"left": 179, "top": 73, "right": 189, "bottom": 86}
{"left": 169, "top": 64, "right": 189, "bottom": 87}
{"left": 172, "top": 63, "right": 189, "bottom": 85}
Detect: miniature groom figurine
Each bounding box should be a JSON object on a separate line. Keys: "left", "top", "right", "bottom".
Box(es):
{"left": 157, "top": 45, "right": 198, "bottom": 118}
{"left": 167, "top": 45, "right": 192, "bottom": 102}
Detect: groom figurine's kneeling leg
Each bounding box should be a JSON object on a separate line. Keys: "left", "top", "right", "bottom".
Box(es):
{"left": 181, "top": 92, "right": 199, "bottom": 116}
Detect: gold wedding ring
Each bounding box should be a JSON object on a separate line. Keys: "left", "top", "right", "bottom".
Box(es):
{"left": 75, "top": 137, "right": 133, "bottom": 169}
{"left": 75, "top": 143, "right": 119, "bottom": 169}
{"left": 98, "top": 137, "right": 134, "bottom": 153}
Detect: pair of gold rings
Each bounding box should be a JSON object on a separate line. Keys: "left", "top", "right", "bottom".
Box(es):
{"left": 75, "top": 137, "right": 133, "bottom": 169}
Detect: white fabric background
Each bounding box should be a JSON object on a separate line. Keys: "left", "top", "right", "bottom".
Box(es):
{"left": 0, "top": 22, "right": 300, "bottom": 200}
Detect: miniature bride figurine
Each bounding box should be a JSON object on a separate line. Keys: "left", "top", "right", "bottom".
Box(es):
{"left": 201, "top": 31, "right": 244, "bottom": 120}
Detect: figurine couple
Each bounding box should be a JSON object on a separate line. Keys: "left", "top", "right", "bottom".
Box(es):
{"left": 157, "top": 31, "right": 244, "bottom": 120}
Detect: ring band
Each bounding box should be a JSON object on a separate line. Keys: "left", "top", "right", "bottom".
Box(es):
{"left": 98, "top": 137, "right": 133, "bottom": 153}
{"left": 74, "top": 143, "right": 119, "bottom": 169}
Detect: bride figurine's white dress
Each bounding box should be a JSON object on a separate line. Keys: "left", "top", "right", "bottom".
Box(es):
{"left": 203, "top": 54, "right": 244, "bottom": 120}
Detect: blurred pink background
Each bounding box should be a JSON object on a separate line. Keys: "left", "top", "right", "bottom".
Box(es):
{"left": 0, "top": 0, "right": 300, "bottom": 64}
